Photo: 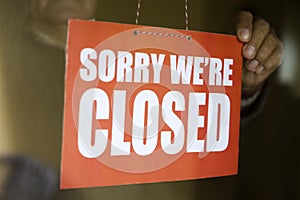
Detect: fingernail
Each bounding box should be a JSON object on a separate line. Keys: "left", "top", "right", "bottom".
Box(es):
{"left": 239, "top": 29, "right": 250, "bottom": 41}
{"left": 243, "top": 45, "right": 256, "bottom": 58}
{"left": 256, "top": 66, "right": 264, "bottom": 74}
{"left": 247, "top": 60, "right": 259, "bottom": 71}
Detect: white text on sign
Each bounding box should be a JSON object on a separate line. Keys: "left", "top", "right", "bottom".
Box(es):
{"left": 80, "top": 48, "right": 234, "bottom": 86}
{"left": 77, "top": 48, "right": 233, "bottom": 158}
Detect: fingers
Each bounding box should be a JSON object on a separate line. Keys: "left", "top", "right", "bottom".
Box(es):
{"left": 243, "top": 17, "right": 270, "bottom": 60}
{"left": 236, "top": 11, "right": 253, "bottom": 42}
{"left": 241, "top": 15, "right": 283, "bottom": 74}
{"left": 242, "top": 41, "right": 283, "bottom": 89}
{"left": 251, "top": 29, "right": 277, "bottom": 69}
{"left": 263, "top": 40, "right": 284, "bottom": 71}
{"left": 236, "top": 11, "right": 284, "bottom": 90}
{"left": 246, "top": 28, "right": 279, "bottom": 72}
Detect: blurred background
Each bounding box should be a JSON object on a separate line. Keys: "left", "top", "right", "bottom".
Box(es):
{"left": 0, "top": 0, "right": 299, "bottom": 199}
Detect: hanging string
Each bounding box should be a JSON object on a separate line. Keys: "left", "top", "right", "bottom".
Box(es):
{"left": 135, "top": 0, "right": 142, "bottom": 25}
{"left": 134, "top": 30, "right": 191, "bottom": 40}
{"left": 135, "top": 0, "right": 189, "bottom": 30}
{"left": 185, "top": 0, "right": 189, "bottom": 30}
{"left": 134, "top": 0, "right": 191, "bottom": 40}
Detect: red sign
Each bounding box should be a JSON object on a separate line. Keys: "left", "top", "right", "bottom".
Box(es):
{"left": 60, "top": 19, "right": 243, "bottom": 189}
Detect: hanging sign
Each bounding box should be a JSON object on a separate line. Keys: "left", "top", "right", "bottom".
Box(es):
{"left": 60, "top": 19, "right": 243, "bottom": 189}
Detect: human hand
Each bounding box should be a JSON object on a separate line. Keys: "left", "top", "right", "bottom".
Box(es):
{"left": 236, "top": 11, "right": 284, "bottom": 96}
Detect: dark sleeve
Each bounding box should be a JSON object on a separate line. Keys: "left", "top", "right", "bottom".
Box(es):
{"left": 240, "top": 81, "right": 269, "bottom": 129}
{"left": 0, "top": 154, "right": 58, "bottom": 200}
